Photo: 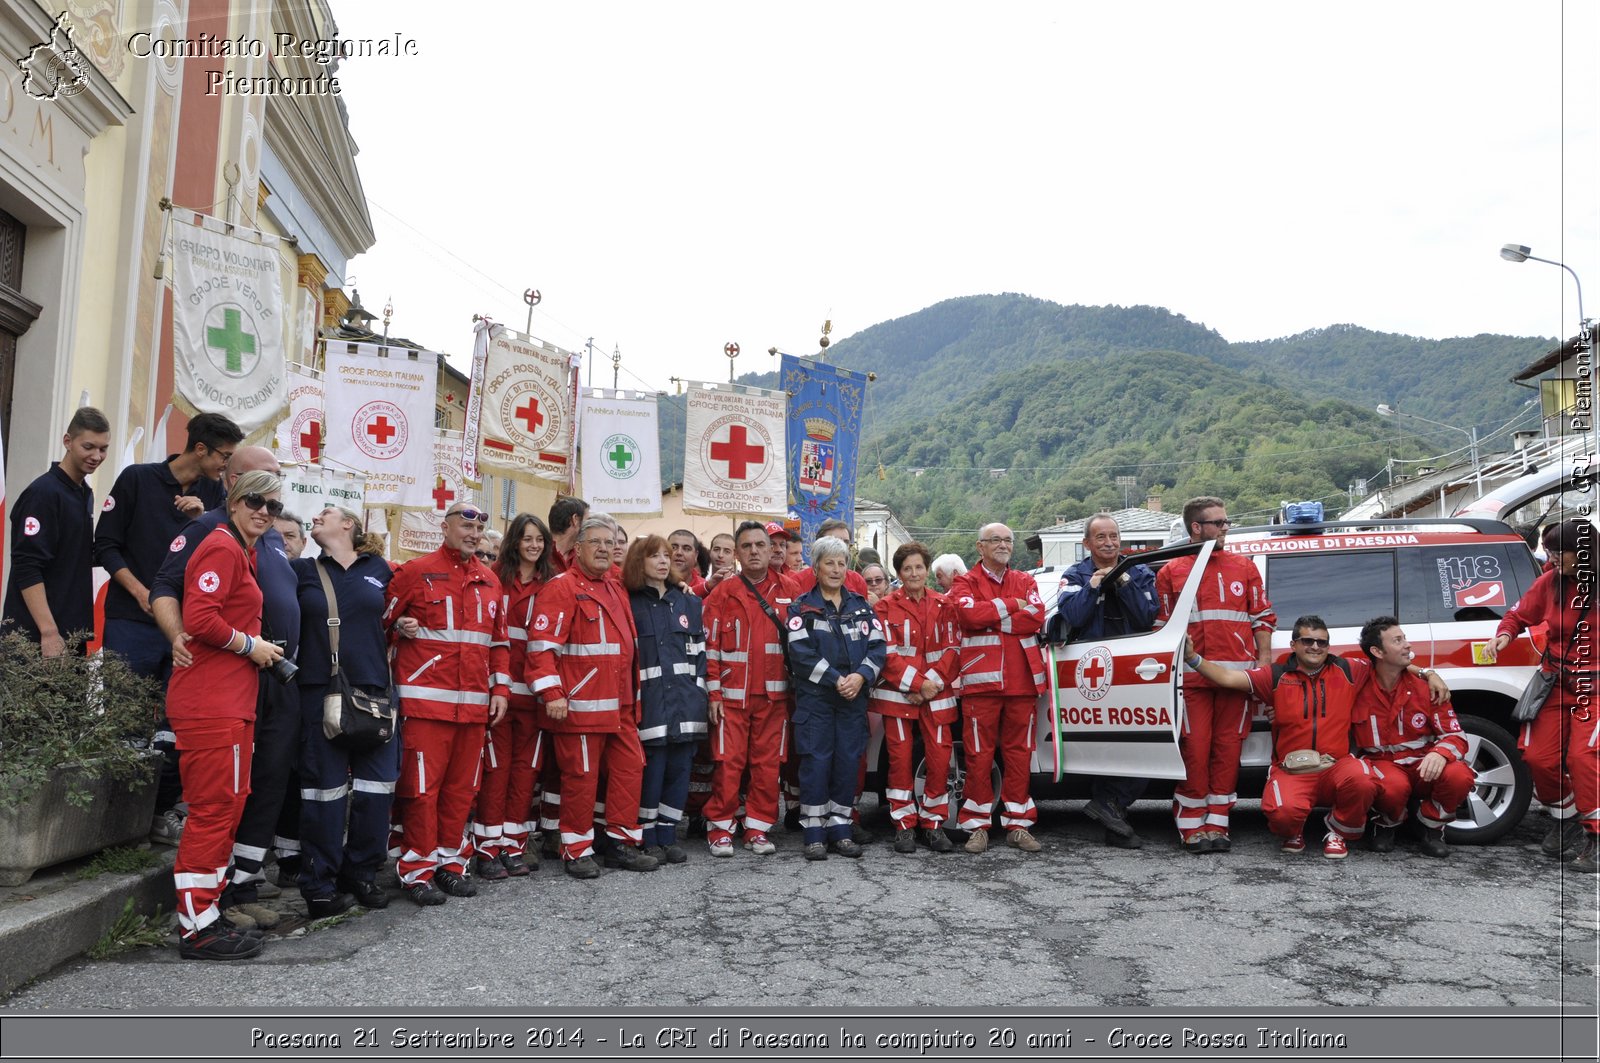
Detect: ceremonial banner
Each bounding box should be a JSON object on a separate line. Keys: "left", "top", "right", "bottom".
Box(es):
{"left": 170, "top": 214, "right": 287, "bottom": 438}
{"left": 398, "top": 428, "right": 477, "bottom": 557}
{"left": 682, "top": 382, "right": 787, "bottom": 518}
{"left": 781, "top": 354, "right": 868, "bottom": 553}
{"left": 322, "top": 343, "right": 438, "bottom": 509}
{"left": 272, "top": 363, "right": 324, "bottom": 466}
{"left": 465, "top": 321, "right": 576, "bottom": 485}
{"left": 281, "top": 463, "right": 366, "bottom": 560}
{"left": 578, "top": 389, "right": 662, "bottom": 516}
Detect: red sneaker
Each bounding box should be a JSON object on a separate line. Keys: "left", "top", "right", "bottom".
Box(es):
{"left": 1323, "top": 833, "right": 1349, "bottom": 860}
{"left": 1281, "top": 832, "right": 1306, "bottom": 853}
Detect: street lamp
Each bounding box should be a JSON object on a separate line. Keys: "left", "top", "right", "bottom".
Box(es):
{"left": 1500, "top": 243, "right": 1594, "bottom": 437}
{"left": 1376, "top": 403, "right": 1482, "bottom": 498}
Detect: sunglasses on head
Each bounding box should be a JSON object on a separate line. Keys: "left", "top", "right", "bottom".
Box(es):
{"left": 242, "top": 493, "right": 284, "bottom": 518}
{"left": 448, "top": 507, "right": 488, "bottom": 523}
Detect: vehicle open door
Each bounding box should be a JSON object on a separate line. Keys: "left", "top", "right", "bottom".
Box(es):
{"left": 1035, "top": 539, "right": 1215, "bottom": 781}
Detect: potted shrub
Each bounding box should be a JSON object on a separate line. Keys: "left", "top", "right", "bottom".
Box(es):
{"left": 0, "top": 631, "right": 161, "bottom": 886}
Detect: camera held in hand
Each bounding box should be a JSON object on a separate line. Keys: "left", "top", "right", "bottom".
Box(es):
{"left": 265, "top": 639, "right": 298, "bottom": 685}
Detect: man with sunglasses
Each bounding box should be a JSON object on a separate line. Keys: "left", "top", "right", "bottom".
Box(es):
{"left": 1153, "top": 497, "right": 1275, "bottom": 854}
{"left": 386, "top": 502, "right": 511, "bottom": 904}
{"left": 150, "top": 444, "right": 304, "bottom": 928}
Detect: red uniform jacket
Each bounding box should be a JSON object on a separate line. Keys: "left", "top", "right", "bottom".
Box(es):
{"left": 872, "top": 587, "right": 961, "bottom": 721}
{"left": 386, "top": 546, "right": 510, "bottom": 724}
{"left": 702, "top": 568, "right": 798, "bottom": 714}
{"left": 167, "top": 526, "right": 261, "bottom": 724}
{"left": 525, "top": 565, "right": 638, "bottom": 734}
{"left": 501, "top": 573, "right": 543, "bottom": 711}
{"left": 1245, "top": 656, "right": 1370, "bottom": 759}
{"left": 1156, "top": 549, "right": 1275, "bottom": 689}
{"left": 1496, "top": 568, "right": 1594, "bottom": 687}
{"left": 1354, "top": 670, "right": 1469, "bottom": 767}
{"left": 948, "top": 564, "right": 1047, "bottom": 696}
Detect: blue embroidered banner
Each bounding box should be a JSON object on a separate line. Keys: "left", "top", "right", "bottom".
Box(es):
{"left": 781, "top": 354, "right": 868, "bottom": 557}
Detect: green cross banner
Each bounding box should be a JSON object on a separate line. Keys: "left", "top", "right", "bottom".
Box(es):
{"left": 171, "top": 215, "right": 286, "bottom": 436}
{"left": 579, "top": 396, "right": 661, "bottom": 514}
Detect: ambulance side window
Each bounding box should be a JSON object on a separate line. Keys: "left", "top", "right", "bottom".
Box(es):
{"left": 1264, "top": 552, "right": 1397, "bottom": 630}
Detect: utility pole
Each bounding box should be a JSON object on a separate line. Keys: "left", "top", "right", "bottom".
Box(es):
{"left": 523, "top": 288, "right": 540, "bottom": 336}
{"left": 611, "top": 344, "right": 622, "bottom": 390}
{"left": 725, "top": 342, "right": 740, "bottom": 383}
{"left": 585, "top": 337, "right": 595, "bottom": 388}
{"left": 1115, "top": 475, "right": 1137, "bottom": 510}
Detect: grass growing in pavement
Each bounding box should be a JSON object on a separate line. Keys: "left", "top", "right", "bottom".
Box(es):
{"left": 71, "top": 847, "right": 160, "bottom": 880}
{"left": 87, "top": 899, "right": 169, "bottom": 959}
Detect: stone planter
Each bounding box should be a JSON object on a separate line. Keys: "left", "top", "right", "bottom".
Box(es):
{"left": 0, "top": 755, "right": 159, "bottom": 886}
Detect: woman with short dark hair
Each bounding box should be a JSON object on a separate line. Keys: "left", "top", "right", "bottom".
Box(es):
{"left": 624, "top": 535, "right": 708, "bottom": 863}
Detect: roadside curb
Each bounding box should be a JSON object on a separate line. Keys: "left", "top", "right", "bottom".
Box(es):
{"left": 0, "top": 848, "right": 175, "bottom": 998}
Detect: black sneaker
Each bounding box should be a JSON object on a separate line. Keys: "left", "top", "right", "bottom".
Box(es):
{"left": 829, "top": 838, "right": 864, "bottom": 858}
{"left": 1542, "top": 818, "right": 1587, "bottom": 859}
{"left": 564, "top": 855, "right": 601, "bottom": 879}
{"left": 603, "top": 844, "right": 660, "bottom": 872}
{"left": 1569, "top": 835, "right": 1600, "bottom": 873}
{"left": 1367, "top": 823, "right": 1397, "bottom": 853}
{"left": 1105, "top": 828, "right": 1143, "bottom": 850}
{"left": 405, "top": 880, "right": 447, "bottom": 906}
{"left": 434, "top": 868, "right": 477, "bottom": 897}
{"left": 922, "top": 828, "right": 955, "bottom": 853}
{"left": 803, "top": 843, "right": 828, "bottom": 861}
{"left": 337, "top": 875, "right": 391, "bottom": 909}
{"left": 499, "top": 852, "right": 531, "bottom": 877}
{"left": 1417, "top": 827, "right": 1449, "bottom": 859}
{"left": 474, "top": 854, "right": 509, "bottom": 881}
{"left": 180, "top": 925, "right": 263, "bottom": 961}
{"left": 1084, "top": 798, "right": 1135, "bottom": 839}
{"left": 893, "top": 828, "right": 917, "bottom": 854}
{"left": 661, "top": 843, "right": 689, "bottom": 864}
{"left": 305, "top": 892, "right": 355, "bottom": 920}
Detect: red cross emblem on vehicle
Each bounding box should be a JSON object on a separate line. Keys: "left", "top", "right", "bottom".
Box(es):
{"left": 1076, "top": 647, "right": 1114, "bottom": 702}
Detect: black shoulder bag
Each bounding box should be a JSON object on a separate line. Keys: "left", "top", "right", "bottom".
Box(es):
{"left": 317, "top": 561, "right": 397, "bottom": 750}
{"left": 1513, "top": 595, "right": 1592, "bottom": 723}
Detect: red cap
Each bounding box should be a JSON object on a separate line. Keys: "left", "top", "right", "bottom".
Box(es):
{"left": 764, "top": 521, "right": 791, "bottom": 541}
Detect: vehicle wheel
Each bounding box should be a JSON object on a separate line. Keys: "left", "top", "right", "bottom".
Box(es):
{"left": 1445, "top": 714, "right": 1532, "bottom": 846}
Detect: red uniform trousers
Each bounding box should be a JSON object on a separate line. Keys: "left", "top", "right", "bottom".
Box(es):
{"left": 392, "top": 718, "right": 486, "bottom": 885}
{"left": 705, "top": 695, "right": 787, "bottom": 842}
{"left": 1262, "top": 756, "right": 1376, "bottom": 840}
{"left": 883, "top": 712, "right": 955, "bottom": 828}
{"left": 957, "top": 695, "right": 1037, "bottom": 831}
{"left": 1520, "top": 693, "right": 1600, "bottom": 834}
{"left": 1174, "top": 686, "right": 1251, "bottom": 840}
{"left": 1368, "top": 758, "right": 1477, "bottom": 829}
{"left": 472, "top": 709, "right": 542, "bottom": 858}
{"left": 551, "top": 729, "right": 646, "bottom": 859}
{"left": 172, "top": 718, "right": 253, "bottom": 937}
{"left": 536, "top": 746, "right": 562, "bottom": 839}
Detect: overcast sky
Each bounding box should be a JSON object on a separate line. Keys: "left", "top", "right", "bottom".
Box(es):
{"left": 334, "top": 2, "right": 1598, "bottom": 392}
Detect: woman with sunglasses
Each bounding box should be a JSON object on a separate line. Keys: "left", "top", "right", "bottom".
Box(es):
{"left": 292, "top": 506, "right": 397, "bottom": 916}
{"left": 472, "top": 513, "right": 555, "bottom": 879}
{"left": 623, "top": 534, "right": 708, "bottom": 864}
{"left": 165, "top": 470, "right": 286, "bottom": 961}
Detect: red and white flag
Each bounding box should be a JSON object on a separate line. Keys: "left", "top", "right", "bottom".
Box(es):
{"left": 465, "top": 320, "right": 577, "bottom": 485}
{"left": 682, "top": 382, "right": 788, "bottom": 519}
{"left": 323, "top": 342, "right": 438, "bottom": 509}
{"left": 397, "top": 428, "right": 476, "bottom": 557}
{"left": 272, "top": 363, "right": 324, "bottom": 466}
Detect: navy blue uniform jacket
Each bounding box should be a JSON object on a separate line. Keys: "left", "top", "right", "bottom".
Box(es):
{"left": 785, "top": 586, "right": 887, "bottom": 712}
{"left": 94, "top": 457, "right": 224, "bottom": 623}
{"left": 629, "top": 584, "right": 709, "bottom": 745}
{"left": 3, "top": 464, "right": 95, "bottom": 643}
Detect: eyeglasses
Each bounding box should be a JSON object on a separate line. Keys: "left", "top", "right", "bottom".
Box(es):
{"left": 864, "top": 576, "right": 889, "bottom": 586}
{"left": 446, "top": 507, "right": 488, "bottom": 523}
{"left": 242, "top": 493, "right": 285, "bottom": 518}
{"left": 980, "top": 537, "right": 1014, "bottom": 545}
{"left": 1295, "top": 637, "right": 1330, "bottom": 648}
{"left": 580, "top": 538, "right": 618, "bottom": 548}
{"left": 1197, "top": 518, "right": 1233, "bottom": 528}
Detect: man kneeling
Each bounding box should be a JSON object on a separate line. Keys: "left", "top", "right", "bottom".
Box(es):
{"left": 1354, "top": 616, "right": 1473, "bottom": 858}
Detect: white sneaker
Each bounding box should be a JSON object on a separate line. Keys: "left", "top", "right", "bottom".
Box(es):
{"left": 708, "top": 838, "right": 735, "bottom": 858}
{"left": 743, "top": 832, "right": 776, "bottom": 855}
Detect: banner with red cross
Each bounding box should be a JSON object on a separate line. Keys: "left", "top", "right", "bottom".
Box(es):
{"left": 169, "top": 213, "right": 289, "bottom": 441}
{"left": 577, "top": 388, "right": 662, "bottom": 516}
{"left": 322, "top": 341, "right": 439, "bottom": 508}
{"left": 397, "top": 428, "right": 479, "bottom": 557}
{"left": 682, "top": 381, "right": 787, "bottom": 519}
{"left": 272, "top": 362, "right": 324, "bottom": 467}
{"left": 464, "top": 320, "right": 578, "bottom": 486}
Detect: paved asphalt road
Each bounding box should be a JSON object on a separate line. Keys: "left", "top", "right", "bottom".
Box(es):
{"left": 4, "top": 800, "right": 1596, "bottom": 1011}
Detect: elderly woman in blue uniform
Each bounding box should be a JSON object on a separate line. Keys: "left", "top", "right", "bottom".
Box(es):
{"left": 291, "top": 506, "right": 397, "bottom": 916}
{"left": 623, "top": 534, "right": 709, "bottom": 864}
{"left": 786, "top": 535, "right": 887, "bottom": 860}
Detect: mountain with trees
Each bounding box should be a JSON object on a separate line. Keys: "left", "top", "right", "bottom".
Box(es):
{"left": 654, "top": 293, "right": 1555, "bottom": 564}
